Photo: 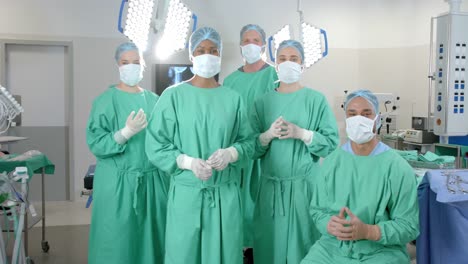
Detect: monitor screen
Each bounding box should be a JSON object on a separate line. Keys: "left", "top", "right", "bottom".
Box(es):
{"left": 154, "top": 63, "right": 219, "bottom": 95}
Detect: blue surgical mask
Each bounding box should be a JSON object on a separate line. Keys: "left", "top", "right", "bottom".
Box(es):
{"left": 241, "top": 44, "right": 263, "bottom": 64}
{"left": 119, "top": 64, "right": 143, "bottom": 87}
{"left": 276, "top": 61, "right": 303, "bottom": 84}
{"left": 345, "top": 115, "right": 379, "bottom": 144}
{"left": 192, "top": 54, "right": 221, "bottom": 78}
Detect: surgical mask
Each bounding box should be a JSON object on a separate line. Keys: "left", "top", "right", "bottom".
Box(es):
{"left": 192, "top": 54, "right": 221, "bottom": 78}
{"left": 241, "top": 44, "right": 262, "bottom": 64}
{"left": 119, "top": 64, "right": 143, "bottom": 87}
{"left": 345, "top": 115, "right": 378, "bottom": 144}
{"left": 277, "top": 61, "right": 302, "bottom": 84}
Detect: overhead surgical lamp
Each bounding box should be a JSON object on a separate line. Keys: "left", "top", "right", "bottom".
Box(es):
{"left": 117, "top": 0, "right": 197, "bottom": 59}
{"left": 156, "top": 0, "right": 197, "bottom": 60}
{"left": 268, "top": 0, "right": 328, "bottom": 68}
{"left": 301, "top": 22, "right": 328, "bottom": 68}
{"left": 268, "top": 25, "right": 292, "bottom": 62}
{"left": 118, "top": 0, "right": 156, "bottom": 51}
{"left": 0, "top": 86, "right": 23, "bottom": 135}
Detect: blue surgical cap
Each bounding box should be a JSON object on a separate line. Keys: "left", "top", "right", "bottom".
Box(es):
{"left": 344, "top": 89, "right": 382, "bottom": 128}
{"left": 240, "top": 24, "right": 266, "bottom": 45}
{"left": 276, "top": 40, "right": 305, "bottom": 64}
{"left": 114, "top": 42, "right": 142, "bottom": 63}
{"left": 189, "top": 27, "right": 222, "bottom": 57}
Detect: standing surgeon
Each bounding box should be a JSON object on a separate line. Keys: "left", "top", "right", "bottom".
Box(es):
{"left": 87, "top": 42, "right": 169, "bottom": 263}
{"left": 251, "top": 40, "right": 339, "bottom": 264}
{"left": 146, "top": 27, "right": 254, "bottom": 264}
{"left": 223, "top": 24, "right": 278, "bottom": 262}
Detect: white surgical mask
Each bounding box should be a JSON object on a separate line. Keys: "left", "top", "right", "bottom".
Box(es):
{"left": 192, "top": 54, "right": 221, "bottom": 78}
{"left": 119, "top": 64, "right": 143, "bottom": 87}
{"left": 345, "top": 115, "right": 378, "bottom": 144}
{"left": 277, "top": 61, "right": 302, "bottom": 84}
{"left": 241, "top": 44, "right": 263, "bottom": 64}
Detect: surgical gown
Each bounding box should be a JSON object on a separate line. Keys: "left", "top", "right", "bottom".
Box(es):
{"left": 145, "top": 82, "right": 254, "bottom": 264}
{"left": 86, "top": 86, "right": 169, "bottom": 264}
{"left": 301, "top": 148, "right": 419, "bottom": 264}
{"left": 223, "top": 65, "right": 278, "bottom": 247}
{"left": 251, "top": 87, "right": 339, "bottom": 264}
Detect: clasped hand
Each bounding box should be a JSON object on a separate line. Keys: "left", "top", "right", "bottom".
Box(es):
{"left": 326, "top": 207, "right": 379, "bottom": 241}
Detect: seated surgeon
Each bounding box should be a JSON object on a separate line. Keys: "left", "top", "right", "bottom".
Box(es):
{"left": 301, "top": 89, "right": 419, "bottom": 264}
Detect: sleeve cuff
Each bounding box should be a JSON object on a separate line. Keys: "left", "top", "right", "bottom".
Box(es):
{"left": 302, "top": 130, "right": 314, "bottom": 145}
{"left": 113, "top": 130, "right": 128, "bottom": 145}
{"left": 259, "top": 132, "right": 272, "bottom": 146}
{"left": 176, "top": 154, "right": 193, "bottom": 170}
{"left": 227, "top": 146, "right": 239, "bottom": 163}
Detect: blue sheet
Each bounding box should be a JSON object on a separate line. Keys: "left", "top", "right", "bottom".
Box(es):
{"left": 417, "top": 170, "right": 468, "bottom": 264}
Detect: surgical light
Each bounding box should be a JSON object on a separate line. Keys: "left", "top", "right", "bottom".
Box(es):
{"left": 268, "top": 25, "right": 291, "bottom": 62}
{"left": 156, "top": 0, "right": 195, "bottom": 59}
{"left": 0, "top": 86, "right": 23, "bottom": 135}
{"left": 301, "top": 22, "right": 328, "bottom": 68}
{"left": 118, "top": 0, "right": 156, "bottom": 51}
{"left": 268, "top": 0, "right": 328, "bottom": 67}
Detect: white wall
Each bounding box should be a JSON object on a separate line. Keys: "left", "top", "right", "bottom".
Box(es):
{"left": 1, "top": 0, "right": 467, "bottom": 200}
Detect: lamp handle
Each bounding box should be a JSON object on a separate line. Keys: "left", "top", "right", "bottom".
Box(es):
{"left": 117, "top": 0, "right": 128, "bottom": 33}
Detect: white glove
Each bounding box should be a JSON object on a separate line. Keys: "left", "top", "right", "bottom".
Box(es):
{"left": 279, "top": 119, "right": 313, "bottom": 145}
{"left": 207, "top": 147, "right": 238, "bottom": 171}
{"left": 177, "top": 154, "right": 213, "bottom": 181}
{"left": 121, "top": 109, "right": 147, "bottom": 140}
{"left": 259, "top": 116, "right": 283, "bottom": 146}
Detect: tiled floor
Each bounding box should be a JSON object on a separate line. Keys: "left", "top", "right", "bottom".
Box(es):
{"left": 30, "top": 200, "right": 92, "bottom": 227}
{"left": 4, "top": 200, "right": 417, "bottom": 263}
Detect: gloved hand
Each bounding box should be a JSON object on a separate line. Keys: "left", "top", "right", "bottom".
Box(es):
{"left": 121, "top": 109, "right": 147, "bottom": 140}
{"left": 177, "top": 154, "right": 213, "bottom": 181}
{"left": 278, "top": 119, "right": 313, "bottom": 145}
{"left": 259, "top": 116, "right": 283, "bottom": 146}
{"left": 327, "top": 207, "right": 381, "bottom": 241}
{"left": 207, "top": 147, "right": 238, "bottom": 171}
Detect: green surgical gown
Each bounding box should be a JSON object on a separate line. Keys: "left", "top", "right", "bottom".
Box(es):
{"left": 301, "top": 148, "right": 419, "bottom": 264}
{"left": 224, "top": 65, "right": 278, "bottom": 247}
{"left": 145, "top": 83, "right": 254, "bottom": 264}
{"left": 251, "top": 87, "right": 339, "bottom": 264}
{"left": 86, "top": 86, "right": 169, "bottom": 264}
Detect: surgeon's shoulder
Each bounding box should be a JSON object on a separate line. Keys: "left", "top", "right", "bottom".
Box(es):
{"left": 302, "top": 87, "right": 327, "bottom": 99}
{"left": 223, "top": 69, "right": 241, "bottom": 85}
{"left": 141, "top": 89, "right": 158, "bottom": 100}
{"left": 158, "top": 82, "right": 187, "bottom": 99}
{"left": 90, "top": 85, "right": 118, "bottom": 110}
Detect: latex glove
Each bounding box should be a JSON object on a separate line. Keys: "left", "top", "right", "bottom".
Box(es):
{"left": 259, "top": 116, "right": 283, "bottom": 146}
{"left": 177, "top": 154, "right": 213, "bottom": 181}
{"left": 328, "top": 207, "right": 381, "bottom": 241}
{"left": 278, "top": 119, "right": 313, "bottom": 145}
{"left": 207, "top": 147, "right": 238, "bottom": 171}
{"left": 121, "top": 109, "right": 147, "bottom": 140}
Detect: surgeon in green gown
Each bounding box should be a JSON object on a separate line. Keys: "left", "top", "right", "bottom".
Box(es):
{"left": 301, "top": 90, "right": 419, "bottom": 264}
{"left": 223, "top": 24, "right": 278, "bottom": 259}
{"left": 145, "top": 27, "right": 254, "bottom": 264}
{"left": 87, "top": 42, "right": 169, "bottom": 264}
{"left": 251, "top": 40, "right": 339, "bottom": 264}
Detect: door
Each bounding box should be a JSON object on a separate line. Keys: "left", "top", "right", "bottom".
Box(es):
{"left": 4, "top": 43, "right": 71, "bottom": 201}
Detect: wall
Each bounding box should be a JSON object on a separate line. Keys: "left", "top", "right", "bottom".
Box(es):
{"left": 1, "top": 0, "right": 467, "bottom": 200}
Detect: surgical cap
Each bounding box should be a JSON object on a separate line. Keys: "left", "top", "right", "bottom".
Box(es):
{"left": 189, "top": 27, "right": 222, "bottom": 57}
{"left": 114, "top": 42, "right": 142, "bottom": 63}
{"left": 240, "top": 24, "right": 266, "bottom": 45}
{"left": 344, "top": 89, "right": 382, "bottom": 128}
{"left": 276, "top": 40, "right": 305, "bottom": 64}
